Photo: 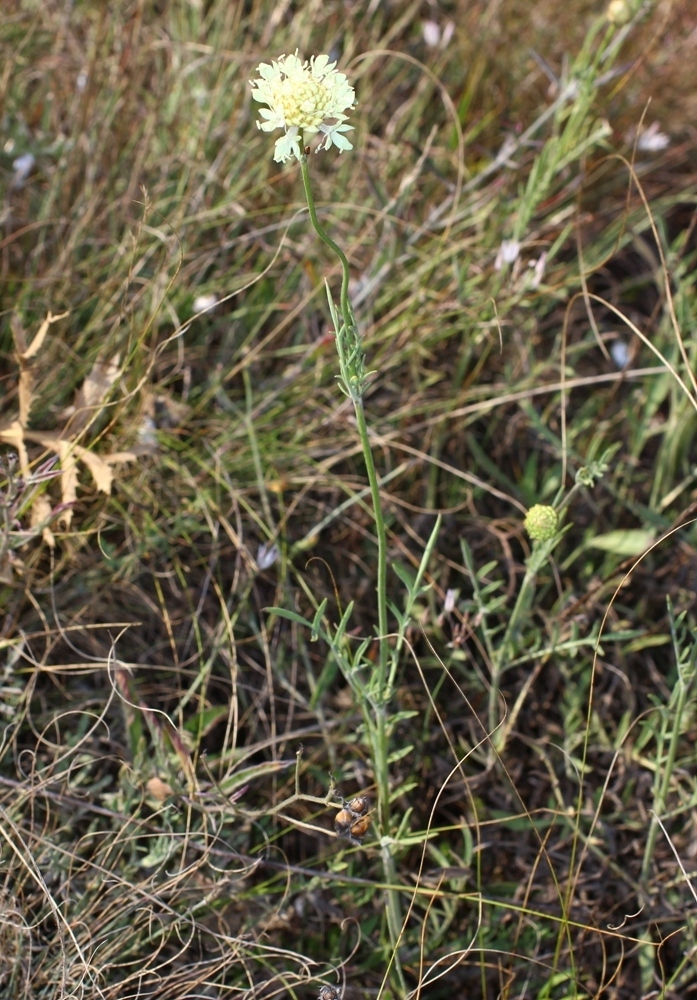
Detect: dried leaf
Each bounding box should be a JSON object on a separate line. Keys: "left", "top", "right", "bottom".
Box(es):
{"left": 0, "top": 421, "right": 30, "bottom": 477}
{"left": 73, "top": 445, "right": 113, "bottom": 494}
{"left": 21, "top": 311, "right": 68, "bottom": 361}
{"left": 52, "top": 439, "right": 78, "bottom": 527}
{"left": 102, "top": 450, "right": 140, "bottom": 464}
{"left": 26, "top": 433, "right": 77, "bottom": 527}
{"left": 18, "top": 365, "right": 33, "bottom": 429}
{"left": 11, "top": 311, "right": 69, "bottom": 428}
{"left": 64, "top": 354, "right": 121, "bottom": 435}
{"left": 146, "top": 776, "right": 174, "bottom": 801}
{"left": 29, "top": 495, "right": 56, "bottom": 548}
{"left": 1, "top": 312, "right": 125, "bottom": 530}
{"left": 0, "top": 552, "right": 15, "bottom": 585}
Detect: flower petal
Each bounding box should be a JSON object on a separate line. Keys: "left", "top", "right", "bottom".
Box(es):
{"left": 273, "top": 127, "right": 302, "bottom": 163}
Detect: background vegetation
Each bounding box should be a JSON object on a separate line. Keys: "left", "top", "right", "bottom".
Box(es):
{"left": 1, "top": 1, "right": 697, "bottom": 998}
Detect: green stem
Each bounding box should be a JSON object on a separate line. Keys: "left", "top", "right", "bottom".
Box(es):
{"left": 353, "top": 398, "right": 389, "bottom": 698}
{"left": 491, "top": 540, "right": 553, "bottom": 749}
{"left": 299, "top": 151, "right": 389, "bottom": 703}
{"left": 299, "top": 152, "right": 351, "bottom": 327}
{"left": 299, "top": 151, "right": 400, "bottom": 978}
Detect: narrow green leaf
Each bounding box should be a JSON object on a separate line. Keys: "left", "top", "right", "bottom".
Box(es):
{"left": 392, "top": 561, "right": 415, "bottom": 592}
{"left": 333, "top": 600, "right": 355, "bottom": 646}
{"left": 587, "top": 529, "right": 655, "bottom": 556}
{"left": 265, "top": 606, "right": 315, "bottom": 629}
{"left": 311, "top": 598, "right": 328, "bottom": 641}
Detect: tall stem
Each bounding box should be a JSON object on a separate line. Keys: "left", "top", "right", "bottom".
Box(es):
{"left": 490, "top": 538, "right": 554, "bottom": 751}
{"left": 299, "top": 153, "right": 351, "bottom": 326}
{"left": 352, "top": 398, "right": 389, "bottom": 697}
{"left": 298, "top": 151, "right": 402, "bottom": 987}
{"left": 299, "top": 152, "right": 389, "bottom": 701}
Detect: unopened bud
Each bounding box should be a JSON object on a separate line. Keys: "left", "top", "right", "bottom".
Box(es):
{"left": 524, "top": 504, "right": 558, "bottom": 542}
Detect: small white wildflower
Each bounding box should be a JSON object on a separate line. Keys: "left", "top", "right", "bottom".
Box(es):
{"left": 495, "top": 239, "right": 521, "bottom": 271}
{"left": 636, "top": 122, "right": 670, "bottom": 152}
{"left": 422, "top": 21, "right": 441, "bottom": 47}
{"left": 422, "top": 20, "right": 454, "bottom": 49}
{"left": 193, "top": 293, "right": 219, "bottom": 314}
{"left": 250, "top": 52, "right": 356, "bottom": 163}
{"left": 256, "top": 542, "right": 279, "bottom": 570}
{"left": 12, "top": 153, "right": 35, "bottom": 186}
{"left": 610, "top": 340, "right": 630, "bottom": 369}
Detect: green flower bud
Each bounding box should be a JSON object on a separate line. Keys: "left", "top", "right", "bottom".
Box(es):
{"left": 524, "top": 504, "right": 558, "bottom": 542}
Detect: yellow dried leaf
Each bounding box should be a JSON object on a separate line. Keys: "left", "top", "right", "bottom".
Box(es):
{"left": 30, "top": 495, "right": 56, "bottom": 549}
{"left": 65, "top": 354, "right": 121, "bottom": 435}
{"left": 11, "top": 311, "right": 69, "bottom": 428}
{"left": 146, "top": 776, "right": 174, "bottom": 801}
{"left": 18, "top": 369, "right": 33, "bottom": 429}
{"left": 20, "top": 311, "right": 69, "bottom": 361}
{"left": 103, "top": 450, "right": 140, "bottom": 464}
{"left": 52, "top": 439, "right": 78, "bottom": 527}
{"left": 0, "top": 309, "right": 123, "bottom": 530}
{"left": 25, "top": 434, "right": 77, "bottom": 528}
{"left": 73, "top": 446, "right": 113, "bottom": 494}
{"left": 0, "top": 421, "right": 30, "bottom": 477}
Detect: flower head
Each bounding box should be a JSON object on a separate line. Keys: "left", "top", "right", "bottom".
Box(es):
{"left": 250, "top": 52, "right": 356, "bottom": 163}
{"left": 606, "top": 0, "right": 632, "bottom": 23}
{"left": 524, "top": 504, "right": 559, "bottom": 542}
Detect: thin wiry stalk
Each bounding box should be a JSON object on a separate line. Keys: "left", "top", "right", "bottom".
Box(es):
{"left": 299, "top": 152, "right": 390, "bottom": 710}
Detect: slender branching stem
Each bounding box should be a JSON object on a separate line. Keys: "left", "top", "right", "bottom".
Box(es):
{"left": 299, "top": 152, "right": 390, "bottom": 703}
{"left": 298, "top": 152, "right": 401, "bottom": 974}
{"left": 352, "top": 398, "right": 390, "bottom": 694}
{"left": 299, "top": 153, "right": 351, "bottom": 325}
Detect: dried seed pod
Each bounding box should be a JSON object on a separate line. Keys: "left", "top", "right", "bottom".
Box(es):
{"left": 346, "top": 795, "right": 369, "bottom": 817}
{"left": 318, "top": 986, "right": 342, "bottom": 1000}
{"left": 348, "top": 813, "right": 370, "bottom": 842}
{"left": 334, "top": 808, "right": 355, "bottom": 839}
{"left": 334, "top": 796, "right": 372, "bottom": 844}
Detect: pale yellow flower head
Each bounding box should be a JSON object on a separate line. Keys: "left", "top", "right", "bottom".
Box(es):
{"left": 606, "top": 0, "right": 632, "bottom": 23}
{"left": 250, "top": 52, "right": 356, "bottom": 163}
